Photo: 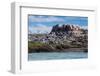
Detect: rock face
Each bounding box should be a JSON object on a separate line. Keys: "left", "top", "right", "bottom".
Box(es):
{"left": 50, "top": 24, "right": 87, "bottom": 37}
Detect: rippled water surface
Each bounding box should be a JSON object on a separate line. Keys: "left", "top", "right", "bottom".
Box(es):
{"left": 28, "top": 51, "right": 88, "bottom": 61}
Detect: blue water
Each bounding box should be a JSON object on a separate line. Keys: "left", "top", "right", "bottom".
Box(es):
{"left": 28, "top": 51, "right": 88, "bottom": 61}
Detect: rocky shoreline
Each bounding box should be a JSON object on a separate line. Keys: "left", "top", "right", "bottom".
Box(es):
{"left": 28, "top": 48, "right": 88, "bottom": 53}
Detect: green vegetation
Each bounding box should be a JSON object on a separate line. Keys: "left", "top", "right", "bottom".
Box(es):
{"left": 28, "top": 41, "right": 52, "bottom": 53}
{"left": 28, "top": 41, "right": 46, "bottom": 47}
{"left": 28, "top": 41, "right": 87, "bottom": 53}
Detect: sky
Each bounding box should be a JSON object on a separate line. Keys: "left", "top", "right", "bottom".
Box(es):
{"left": 28, "top": 15, "right": 88, "bottom": 34}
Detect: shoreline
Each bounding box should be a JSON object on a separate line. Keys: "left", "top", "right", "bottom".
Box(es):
{"left": 28, "top": 48, "right": 88, "bottom": 53}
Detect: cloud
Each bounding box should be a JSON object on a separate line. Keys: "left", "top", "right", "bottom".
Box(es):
{"left": 72, "top": 24, "right": 88, "bottom": 29}
{"left": 65, "top": 16, "right": 87, "bottom": 20}
{"left": 29, "top": 15, "right": 65, "bottom": 22}
{"left": 81, "top": 26, "right": 88, "bottom": 29}
{"left": 29, "top": 24, "right": 52, "bottom": 34}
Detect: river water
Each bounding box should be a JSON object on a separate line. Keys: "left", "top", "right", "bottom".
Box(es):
{"left": 28, "top": 51, "right": 88, "bottom": 61}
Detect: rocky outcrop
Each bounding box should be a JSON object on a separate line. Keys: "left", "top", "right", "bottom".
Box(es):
{"left": 50, "top": 24, "right": 87, "bottom": 37}
{"left": 28, "top": 24, "right": 88, "bottom": 53}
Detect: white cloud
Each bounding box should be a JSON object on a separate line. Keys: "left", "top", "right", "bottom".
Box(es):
{"left": 29, "top": 24, "right": 52, "bottom": 34}
{"left": 72, "top": 24, "right": 88, "bottom": 29}
{"left": 81, "top": 26, "right": 88, "bottom": 29}
{"left": 29, "top": 16, "right": 65, "bottom": 22}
